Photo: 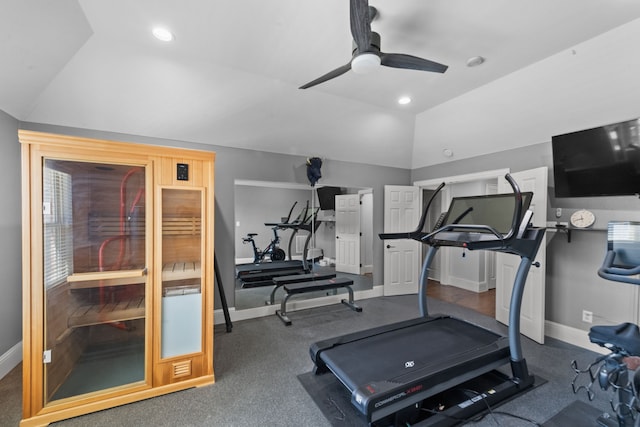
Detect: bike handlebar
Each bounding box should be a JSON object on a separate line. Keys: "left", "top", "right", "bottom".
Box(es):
{"left": 598, "top": 250, "right": 640, "bottom": 285}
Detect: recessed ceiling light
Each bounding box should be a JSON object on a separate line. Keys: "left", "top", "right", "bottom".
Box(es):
{"left": 152, "top": 27, "right": 174, "bottom": 42}
{"left": 466, "top": 56, "right": 485, "bottom": 67}
{"left": 398, "top": 96, "right": 412, "bottom": 105}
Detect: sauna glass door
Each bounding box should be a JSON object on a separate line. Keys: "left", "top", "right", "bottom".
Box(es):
{"left": 43, "top": 159, "right": 148, "bottom": 404}
{"left": 160, "top": 188, "right": 203, "bottom": 359}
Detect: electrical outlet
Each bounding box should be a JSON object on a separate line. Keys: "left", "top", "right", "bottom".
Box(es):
{"left": 555, "top": 208, "right": 562, "bottom": 218}
{"left": 582, "top": 310, "right": 593, "bottom": 323}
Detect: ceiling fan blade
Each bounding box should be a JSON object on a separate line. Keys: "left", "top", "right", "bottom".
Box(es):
{"left": 350, "top": 0, "right": 371, "bottom": 53}
{"left": 380, "top": 53, "right": 448, "bottom": 73}
{"left": 299, "top": 63, "right": 352, "bottom": 89}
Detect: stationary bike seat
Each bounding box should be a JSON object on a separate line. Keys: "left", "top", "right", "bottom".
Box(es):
{"left": 589, "top": 323, "right": 640, "bottom": 356}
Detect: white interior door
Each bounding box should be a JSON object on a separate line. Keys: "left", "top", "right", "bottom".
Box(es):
{"left": 335, "top": 194, "right": 361, "bottom": 274}
{"left": 496, "top": 167, "right": 548, "bottom": 344}
{"left": 383, "top": 186, "right": 420, "bottom": 296}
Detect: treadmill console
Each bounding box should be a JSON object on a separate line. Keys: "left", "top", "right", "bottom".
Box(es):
{"left": 426, "top": 192, "right": 533, "bottom": 248}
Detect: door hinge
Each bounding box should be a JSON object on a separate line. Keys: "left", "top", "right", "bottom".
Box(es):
{"left": 43, "top": 350, "right": 52, "bottom": 364}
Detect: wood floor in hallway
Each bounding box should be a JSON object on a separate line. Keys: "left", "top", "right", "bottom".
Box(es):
{"left": 426, "top": 280, "right": 496, "bottom": 318}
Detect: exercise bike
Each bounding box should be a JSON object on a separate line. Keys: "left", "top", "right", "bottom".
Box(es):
{"left": 241, "top": 201, "right": 302, "bottom": 263}
{"left": 572, "top": 221, "right": 640, "bottom": 427}
{"left": 242, "top": 226, "right": 286, "bottom": 263}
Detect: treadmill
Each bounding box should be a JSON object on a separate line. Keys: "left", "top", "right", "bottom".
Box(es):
{"left": 309, "top": 175, "right": 545, "bottom": 426}
{"left": 235, "top": 201, "right": 321, "bottom": 287}
{"left": 265, "top": 200, "right": 321, "bottom": 268}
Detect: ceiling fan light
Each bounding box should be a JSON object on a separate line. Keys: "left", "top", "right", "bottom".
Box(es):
{"left": 352, "top": 53, "right": 381, "bottom": 74}
{"left": 152, "top": 27, "right": 174, "bottom": 42}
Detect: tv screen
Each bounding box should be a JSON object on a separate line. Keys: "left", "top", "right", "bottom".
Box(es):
{"left": 316, "top": 186, "right": 342, "bottom": 210}
{"left": 552, "top": 118, "right": 640, "bottom": 197}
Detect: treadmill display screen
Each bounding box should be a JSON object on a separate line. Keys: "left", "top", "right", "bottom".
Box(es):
{"left": 440, "top": 192, "right": 533, "bottom": 235}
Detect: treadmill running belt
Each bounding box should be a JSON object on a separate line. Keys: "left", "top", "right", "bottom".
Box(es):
{"left": 319, "top": 316, "right": 506, "bottom": 394}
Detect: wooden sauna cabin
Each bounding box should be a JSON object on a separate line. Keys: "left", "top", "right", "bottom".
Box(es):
{"left": 20, "top": 131, "right": 215, "bottom": 426}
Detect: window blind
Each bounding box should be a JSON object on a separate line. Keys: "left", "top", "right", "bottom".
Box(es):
{"left": 43, "top": 167, "right": 73, "bottom": 288}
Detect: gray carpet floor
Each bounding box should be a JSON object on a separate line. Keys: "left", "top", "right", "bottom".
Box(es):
{"left": 0, "top": 295, "right": 620, "bottom": 426}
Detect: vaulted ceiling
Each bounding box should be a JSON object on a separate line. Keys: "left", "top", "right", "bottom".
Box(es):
{"left": 2, "top": 0, "right": 640, "bottom": 169}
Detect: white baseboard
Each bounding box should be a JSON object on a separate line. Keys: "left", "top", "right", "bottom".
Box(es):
{"left": 447, "top": 276, "right": 487, "bottom": 293}
{"left": 545, "top": 320, "right": 608, "bottom": 355}
{"left": 0, "top": 341, "right": 22, "bottom": 380}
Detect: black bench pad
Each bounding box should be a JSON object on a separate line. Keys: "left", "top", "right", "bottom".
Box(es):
{"left": 276, "top": 277, "right": 361, "bottom": 326}
{"left": 284, "top": 277, "right": 353, "bottom": 294}
{"left": 267, "top": 272, "right": 337, "bottom": 305}
{"left": 273, "top": 272, "right": 336, "bottom": 285}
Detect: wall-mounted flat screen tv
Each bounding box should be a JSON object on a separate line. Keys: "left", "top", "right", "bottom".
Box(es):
{"left": 316, "top": 186, "right": 343, "bottom": 210}
{"left": 552, "top": 118, "right": 640, "bottom": 197}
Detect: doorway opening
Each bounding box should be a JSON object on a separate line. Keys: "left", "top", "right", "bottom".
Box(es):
{"left": 415, "top": 169, "right": 509, "bottom": 318}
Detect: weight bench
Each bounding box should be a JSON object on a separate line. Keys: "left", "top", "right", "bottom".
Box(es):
{"left": 267, "top": 272, "right": 337, "bottom": 305}
{"left": 276, "top": 277, "right": 362, "bottom": 326}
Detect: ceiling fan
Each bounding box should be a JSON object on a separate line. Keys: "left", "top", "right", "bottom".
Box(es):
{"left": 299, "top": 0, "right": 448, "bottom": 89}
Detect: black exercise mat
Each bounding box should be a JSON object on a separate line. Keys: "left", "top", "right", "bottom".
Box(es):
{"left": 298, "top": 370, "right": 547, "bottom": 427}
{"left": 298, "top": 371, "right": 366, "bottom": 426}
{"left": 542, "top": 400, "right": 607, "bottom": 427}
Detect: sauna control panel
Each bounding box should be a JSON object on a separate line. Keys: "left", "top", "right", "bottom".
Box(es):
{"left": 177, "top": 163, "right": 189, "bottom": 181}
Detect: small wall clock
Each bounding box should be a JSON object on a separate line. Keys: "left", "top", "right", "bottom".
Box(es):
{"left": 570, "top": 209, "right": 596, "bottom": 228}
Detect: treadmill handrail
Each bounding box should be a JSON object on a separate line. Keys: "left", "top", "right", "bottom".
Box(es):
{"left": 504, "top": 173, "right": 524, "bottom": 242}
{"left": 264, "top": 201, "right": 298, "bottom": 227}
{"left": 379, "top": 182, "right": 446, "bottom": 242}
{"left": 266, "top": 200, "right": 319, "bottom": 229}
{"left": 284, "top": 201, "right": 297, "bottom": 223}
{"left": 598, "top": 250, "right": 640, "bottom": 284}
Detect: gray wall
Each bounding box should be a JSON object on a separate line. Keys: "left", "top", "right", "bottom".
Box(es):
{"left": 412, "top": 141, "right": 640, "bottom": 331}
{"left": 0, "top": 110, "right": 22, "bottom": 356}
{"left": 19, "top": 122, "right": 411, "bottom": 314}
{"left": 10, "top": 117, "right": 638, "bottom": 360}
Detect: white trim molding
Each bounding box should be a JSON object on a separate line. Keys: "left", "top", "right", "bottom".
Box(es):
{"left": 545, "top": 320, "right": 608, "bottom": 355}
{"left": 413, "top": 168, "right": 510, "bottom": 188}
{"left": 0, "top": 341, "right": 22, "bottom": 380}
